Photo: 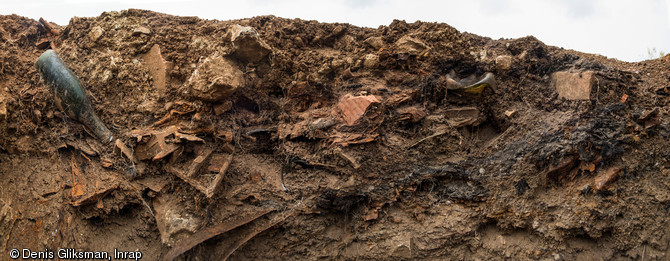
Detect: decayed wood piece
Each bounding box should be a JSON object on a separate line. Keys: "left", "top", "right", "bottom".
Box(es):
{"left": 164, "top": 208, "right": 274, "bottom": 261}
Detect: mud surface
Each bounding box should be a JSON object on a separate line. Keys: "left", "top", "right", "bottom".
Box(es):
{"left": 2, "top": 9, "right": 670, "bottom": 260}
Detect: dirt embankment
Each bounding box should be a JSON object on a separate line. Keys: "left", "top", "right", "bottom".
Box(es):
{"left": 2, "top": 9, "right": 670, "bottom": 260}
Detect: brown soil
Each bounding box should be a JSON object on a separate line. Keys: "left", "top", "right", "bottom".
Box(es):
{"left": 2, "top": 9, "right": 670, "bottom": 260}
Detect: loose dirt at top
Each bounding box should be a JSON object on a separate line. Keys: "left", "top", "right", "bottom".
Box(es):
{"left": 2, "top": 9, "right": 670, "bottom": 260}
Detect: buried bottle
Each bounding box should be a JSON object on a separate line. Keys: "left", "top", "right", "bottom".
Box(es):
{"left": 36, "top": 50, "right": 113, "bottom": 143}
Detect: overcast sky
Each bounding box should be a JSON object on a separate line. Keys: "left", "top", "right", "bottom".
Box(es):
{"left": 3, "top": 0, "right": 670, "bottom": 62}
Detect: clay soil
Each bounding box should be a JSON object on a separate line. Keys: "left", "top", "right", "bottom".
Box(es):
{"left": 2, "top": 9, "right": 670, "bottom": 260}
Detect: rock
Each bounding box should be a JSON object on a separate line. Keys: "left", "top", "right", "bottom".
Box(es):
{"left": 337, "top": 94, "right": 381, "bottom": 125}
{"left": 504, "top": 109, "right": 517, "bottom": 118}
{"left": 495, "top": 55, "right": 512, "bottom": 70}
{"left": 309, "top": 117, "right": 336, "bottom": 131}
{"left": 214, "top": 100, "right": 233, "bottom": 115}
{"left": 190, "top": 36, "right": 214, "bottom": 52}
{"left": 389, "top": 234, "right": 412, "bottom": 258}
{"left": 553, "top": 253, "right": 562, "bottom": 261}
{"left": 188, "top": 55, "right": 244, "bottom": 101}
{"left": 363, "top": 54, "right": 379, "bottom": 69}
{"left": 137, "top": 98, "right": 159, "bottom": 113}
{"left": 132, "top": 26, "right": 151, "bottom": 36}
{"left": 229, "top": 25, "right": 272, "bottom": 63}
{"left": 0, "top": 199, "right": 12, "bottom": 223}
{"left": 444, "top": 107, "right": 482, "bottom": 127}
{"left": 391, "top": 244, "right": 412, "bottom": 258}
{"left": 317, "top": 62, "right": 333, "bottom": 75}
{"left": 551, "top": 71, "right": 595, "bottom": 100}
{"left": 142, "top": 44, "right": 169, "bottom": 92}
{"left": 331, "top": 59, "right": 345, "bottom": 70}
{"left": 293, "top": 36, "right": 305, "bottom": 48}
{"left": 364, "top": 36, "right": 385, "bottom": 50}
{"left": 0, "top": 91, "right": 9, "bottom": 120}
{"left": 395, "top": 35, "right": 428, "bottom": 55}
{"left": 153, "top": 193, "right": 202, "bottom": 246}
{"left": 88, "top": 26, "right": 103, "bottom": 42}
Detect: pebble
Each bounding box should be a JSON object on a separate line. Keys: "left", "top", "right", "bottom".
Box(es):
{"left": 495, "top": 55, "right": 512, "bottom": 70}
{"left": 132, "top": 26, "right": 151, "bottom": 36}
{"left": 363, "top": 54, "right": 379, "bottom": 69}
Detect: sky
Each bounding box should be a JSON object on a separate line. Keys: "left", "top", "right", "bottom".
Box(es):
{"left": 3, "top": 0, "right": 670, "bottom": 62}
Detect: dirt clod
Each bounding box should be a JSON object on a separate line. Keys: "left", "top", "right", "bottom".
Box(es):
{"left": 188, "top": 54, "right": 244, "bottom": 101}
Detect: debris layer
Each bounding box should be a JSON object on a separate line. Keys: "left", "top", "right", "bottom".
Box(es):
{"left": 1, "top": 9, "right": 670, "bottom": 260}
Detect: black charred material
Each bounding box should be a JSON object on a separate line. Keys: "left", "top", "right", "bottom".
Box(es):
{"left": 514, "top": 179, "right": 530, "bottom": 195}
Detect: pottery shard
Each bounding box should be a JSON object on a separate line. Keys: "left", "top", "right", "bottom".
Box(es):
{"left": 552, "top": 71, "right": 595, "bottom": 100}
{"left": 395, "top": 35, "right": 428, "bottom": 55}
{"left": 142, "top": 44, "right": 169, "bottom": 92}
{"left": 229, "top": 25, "right": 272, "bottom": 63}
{"left": 337, "top": 94, "right": 381, "bottom": 125}
{"left": 444, "top": 106, "right": 482, "bottom": 127}
{"left": 188, "top": 55, "right": 244, "bottom": 101}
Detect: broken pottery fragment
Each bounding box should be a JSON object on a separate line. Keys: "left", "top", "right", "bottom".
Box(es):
{"left": 188, "top": 55, "right": 244, "bottom": 101}
{"left": 142, "top": 44, "right": 169, "bottom": 92}
{"left": 552, "top": 71, "right": 595, "bottom": 100}
{"left": 337, "top": 94, "right": 381, "bottom": 126}
{"left": 229, "top": 25, "right": 272, "bottom": 63}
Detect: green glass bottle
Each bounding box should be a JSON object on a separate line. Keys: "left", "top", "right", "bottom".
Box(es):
{"left": 36, "top": 50, "right": 113, "bottom": 143}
